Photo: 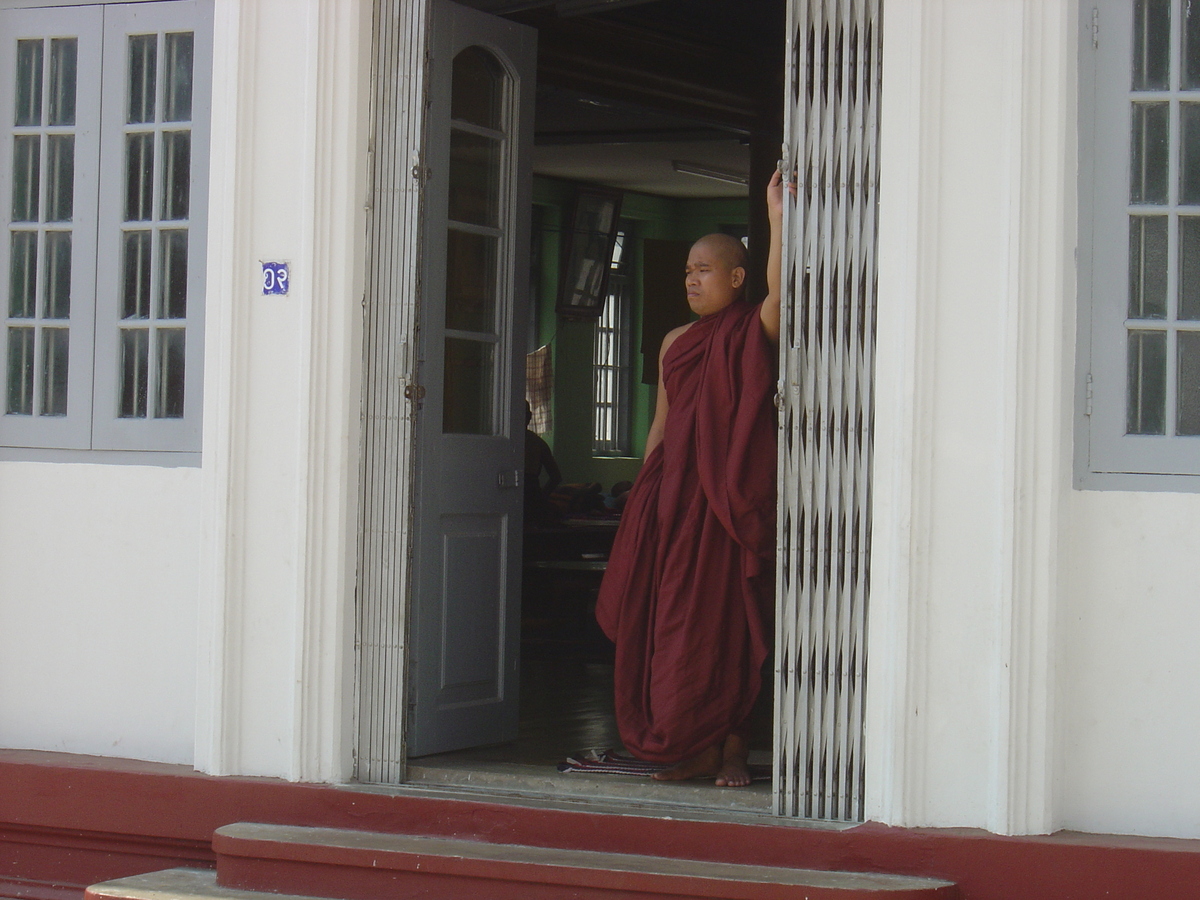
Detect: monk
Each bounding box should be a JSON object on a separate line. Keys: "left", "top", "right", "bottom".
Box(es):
{"left": 595, "top": 171, "right": 787, "bottom": 787}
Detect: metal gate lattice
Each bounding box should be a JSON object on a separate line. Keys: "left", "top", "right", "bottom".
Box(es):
{"left": 774, "top": 0, "right": 881, "bottom": 821}
{"left": 354, "top": 0, "right": 429, "bottom": 785}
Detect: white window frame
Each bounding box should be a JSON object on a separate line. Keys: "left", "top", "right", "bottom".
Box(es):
{"left": 0, "top": 0, "right": 210, "bottom": 463}
{"left": 1078, "top": 0, "right": 1200, "bottom": 489}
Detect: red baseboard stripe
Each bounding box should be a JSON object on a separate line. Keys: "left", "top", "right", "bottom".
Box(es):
{"left": 3, "top": 750, "right": 1200, "bottom": 900}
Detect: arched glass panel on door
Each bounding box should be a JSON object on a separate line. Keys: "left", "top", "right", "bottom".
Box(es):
{"left": 443, "top": 46, "right": 507, "bottom": 434}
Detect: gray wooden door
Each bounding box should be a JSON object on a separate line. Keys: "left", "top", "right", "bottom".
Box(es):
{"left": 406, "top": 0, "right": 535, "bottom": 758}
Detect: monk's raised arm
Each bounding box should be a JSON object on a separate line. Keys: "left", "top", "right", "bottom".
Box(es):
{"left": 643, "top": 323, "right": 690, "bottom": 460}
{"left": 761, "top": 169, "right": 790, "bottom": 345}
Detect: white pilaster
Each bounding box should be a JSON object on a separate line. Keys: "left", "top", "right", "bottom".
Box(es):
{"left": 988, "top": 0, "right": 1074, "bottom": 836}
{"left": 196, "top": 0, "right": 371, "bottom": 781}
{"left": 194, "top": 0, "right": 255, "bottom": 778}
{"left": 292, "top": 0, "right": 372, "bottom": 785}
{"left": 868, "top": 0, "right": 1075, "bottom": 834}
{"left": 865, "top": 0, "right": 943, "bottom": 828}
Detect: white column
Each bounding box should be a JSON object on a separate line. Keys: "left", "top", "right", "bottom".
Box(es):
{"left": 865, "top": 0, "right": 941, "bottom": 830}
{"left": 989, "top": 0, "right": 1075, "bottom": 837}
{"left": 868, "top": 0, "right": 1075, "bottom": 835}
{"left": 195, "top": 0, "right": 372, "bottom": 781}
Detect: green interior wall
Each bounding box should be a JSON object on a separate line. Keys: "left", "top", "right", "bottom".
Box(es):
{"left": 530, "top": 176, "right": 748, "bottom": 489}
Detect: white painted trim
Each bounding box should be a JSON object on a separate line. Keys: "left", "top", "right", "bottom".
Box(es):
{"left": 987, "top": 0, "right": 1075, "bottom": 837}
{"left": 195, "top": 0, "right": 253, "bottom": 777}
{"left": 866, "top": 0, "right": 942, "bottom": 828}
{"left": 292, "top": 0, "right": 372, "bottom": 784}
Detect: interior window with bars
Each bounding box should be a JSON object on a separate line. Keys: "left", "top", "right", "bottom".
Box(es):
{"left": 592, "top": 227, "right": 631, "bottom": 456}
{"left": 1080, "top": 0, "right": 1200, "bottom": 481}
{"left": 0, "top": 0, "right": 208, "bottom": 458}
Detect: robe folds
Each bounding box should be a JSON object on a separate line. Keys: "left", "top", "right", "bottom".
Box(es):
{"left": 595, "top": 299, "right": 777, "bottom": 763}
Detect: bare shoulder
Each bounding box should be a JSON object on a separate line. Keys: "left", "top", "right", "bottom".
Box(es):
{"left": 660, "top": 322, "right": 693, "bottom": 358}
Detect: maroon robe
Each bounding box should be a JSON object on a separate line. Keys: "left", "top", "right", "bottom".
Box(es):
{"left": 596, "top": 299, "right": 776, "bottom": 763}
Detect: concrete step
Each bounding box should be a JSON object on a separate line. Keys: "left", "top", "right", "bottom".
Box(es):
{"left": 207, "top": 821, "right": 958, "bottom": 900}
{"left": 85, "top": 870, "right": 304, "bottom": 900}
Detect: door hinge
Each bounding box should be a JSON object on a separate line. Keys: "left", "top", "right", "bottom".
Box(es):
{"left": 410, "top": 151, "right": 430, "bottom": 183}
{"left": 1085, "top": 373, "right": 1094, "bottom": 416}
{"left": 1092, "top": 7, "right": 1099, "bottom": 50}
{"left": 497, "top": 469, "right": 521, "bottom": 489}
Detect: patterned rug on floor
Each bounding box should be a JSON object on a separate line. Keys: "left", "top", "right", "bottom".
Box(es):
{"left": 557, "top": 748, "right": 771, "bottom": 781}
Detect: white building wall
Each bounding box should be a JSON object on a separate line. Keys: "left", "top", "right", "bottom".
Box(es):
{"left": 1061, "top": 490, "right": 1200, "bottom": 838}
{"left": 871, "top": 0, "right": 1200, "bottom": 840}
{"left": 6, "top": 0, "right": 1199, "bottom": 841}
{"left": 0, "top": 0, "right": 370, "bottom": 781}
{"left": 0, "top": 462, "right": 200, "bottom": 764}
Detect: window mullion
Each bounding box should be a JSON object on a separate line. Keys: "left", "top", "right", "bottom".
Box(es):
{"left": 1167, "top": 0, "right": 1181, "bottom": 435}
{"left": 148, "top": 29, "right": 171, "bottom": 421}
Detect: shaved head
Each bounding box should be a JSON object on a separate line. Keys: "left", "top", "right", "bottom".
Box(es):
{"left": 693, "top": 233, "right": 749, "bottom": 275}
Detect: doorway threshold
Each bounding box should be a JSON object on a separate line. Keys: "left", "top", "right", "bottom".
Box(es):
{"left": 402, "top": 754, "right": 773, "bottom": 815}
{"left": 343, "top": 761, "right": 858, "bottom": 832}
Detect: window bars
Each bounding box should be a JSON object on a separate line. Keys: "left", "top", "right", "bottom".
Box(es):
{"left": 593, "top": 229, "right": 631, "bottom": 455}
{"left": 774, "top": 0, "right": 881, "bottom": 822}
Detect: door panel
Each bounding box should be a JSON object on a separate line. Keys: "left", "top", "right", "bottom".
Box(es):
{"left": 439, "top": 514, "right": 506, "bottom": 703}
{"left": 407, "top": 0, "right": 535, "bottom": 758}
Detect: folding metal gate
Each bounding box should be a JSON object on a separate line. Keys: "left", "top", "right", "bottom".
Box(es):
{"left": 773, "top": 0, "right": 882, "bottom": 821}
{"left": 355, "top": 0, "right": 428, "bottom": 785}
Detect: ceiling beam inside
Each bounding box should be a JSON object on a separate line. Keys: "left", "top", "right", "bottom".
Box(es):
{"left": 463, "top": 0, "right": 663, "bottom": 15}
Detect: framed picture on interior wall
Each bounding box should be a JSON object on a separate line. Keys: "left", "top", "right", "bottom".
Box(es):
{"left": 556, "top": 188, "right": 623, "bottom": 318}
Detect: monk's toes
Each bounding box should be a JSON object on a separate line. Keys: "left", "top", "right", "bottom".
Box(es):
{"left": 715, "top": 767, "right": 751, "bottom": 787}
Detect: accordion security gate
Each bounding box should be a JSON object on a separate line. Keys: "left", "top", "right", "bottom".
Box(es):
{"left": 773, "top": 0, "right": 881, "bottom": 821}
{"left": 355, "top": 0, "right": 428, "bottom": 785}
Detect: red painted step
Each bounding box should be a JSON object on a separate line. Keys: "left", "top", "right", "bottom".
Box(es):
{"left": 212, "top": 821, "right": 958, "bottom": 900}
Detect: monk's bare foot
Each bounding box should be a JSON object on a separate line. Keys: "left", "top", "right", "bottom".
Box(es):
{"left": 651, "top": 743, "right": 721, "bottom": 781}
{"left": 715, "top": 733, "right": 751, "bottom": 787}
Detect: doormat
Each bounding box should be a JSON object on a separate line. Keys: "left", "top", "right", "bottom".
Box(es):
{"left": 557, "top": 748, "right": 771, "bottom": 781}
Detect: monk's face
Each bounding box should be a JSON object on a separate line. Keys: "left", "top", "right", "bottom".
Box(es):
{"left": 685, "top": 238, "right": 746, "bottom": 317}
